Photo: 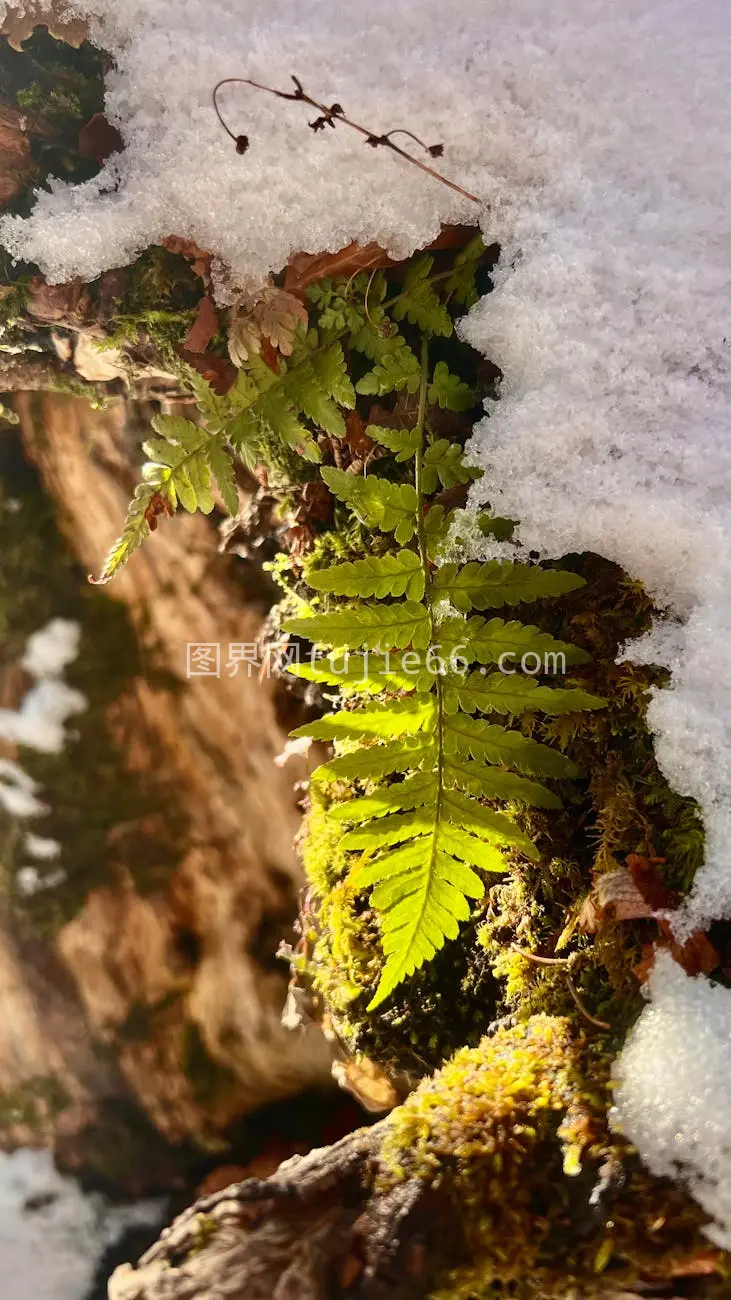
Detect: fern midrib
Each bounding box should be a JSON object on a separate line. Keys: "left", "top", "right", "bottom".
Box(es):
{"left": 409, "top": 336, "right": 447, "bottom": 959}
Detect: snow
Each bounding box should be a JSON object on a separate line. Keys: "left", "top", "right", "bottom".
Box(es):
{"left": 611, "top": 952, "right": 731, "bottom": 1249}
{"left": 21, "top": 618, "right": 81, "bottom": 679}
{"left": 0, "top": 757, "right": 45, "bottom": 818}
{"left": 0, "top": 0, "right": 730, "bottom": 1239}
{"left": 0, "top": 1148, "right": 164, "bottom": 1300}
{"left": 23, "top": 832, "right": 62, "bottom": 860}
{"left": 0, "top": 619, "right": 85, "bottom": 755}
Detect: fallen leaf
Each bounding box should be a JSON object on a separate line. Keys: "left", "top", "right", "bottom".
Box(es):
{"left": 284, "top": 241, "right": 395, "bottom": 297}
{"left": 626, "top": 854, "right": 673, "bottom": 910}
{"left": 227, "top": 310, "right": 261, "bottom": 366}
{"left": 175, "top": 346, "right": 236, "bottom": 394}
{"left": 227, "top": 285, "right": 308, "bottom": 367}
{"left": 338, "top": 1255, "right": 363, "bottom": 1290}
{"left": 343, "top": 410, "right": 376, "bottom": 461}
{"left": 27, "top": 276, "right": 92, "bottom": 326}
{"left": 593, "top": 869, "right": 656, "bottom": 924}
{"left": 78, "top": 113, "right": 124, "bottom": 163}
{"left": 293, "top": 479, "right": 332, "bottom": 526}
{"left": 0, "top": 101, "right": 36, "bottom": 206}
{"left": 1, "top": 3, "right": 89, "bottom": 49}
{"left": 283, "top": 226, "right": 479, "bottom": 297}
{"left": 332, "top": 1056, "right": 400, "bottom": 1113}
{"left": 73, "top": 332, "right": 127, "bottom": 383}
{"left": 183, "top": 296, "right": 219, "bottom": 354}
{"left": 667, "top": 929, "right": 719, "bottom": 978}
{"left": 162, "top": 235, "right": 212, "bottom": 283}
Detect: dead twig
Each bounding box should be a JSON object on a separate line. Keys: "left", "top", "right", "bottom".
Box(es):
{"left": 212, "top": 74, "right": 481, "bottom": 204}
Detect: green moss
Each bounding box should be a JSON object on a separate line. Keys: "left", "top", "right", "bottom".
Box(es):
{"left": 377, "top": 1018, "right": 723, "bottom": 1299}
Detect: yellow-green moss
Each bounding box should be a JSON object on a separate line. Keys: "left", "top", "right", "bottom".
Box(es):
{"left": 377, "top": 1018, "right": 724, "bottom": 1299}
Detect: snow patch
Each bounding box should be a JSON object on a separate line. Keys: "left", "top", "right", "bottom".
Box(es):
{"left": 0, "top": 618, "right": 85, "bottom": 756}
{"left": 0, "top": 1148, "right": 164, "bottom": 1300}
{"left": 21, "top": 618, "right": 81, "bottom": 679}
{"left": 0, "top": 758, "right": 45, "bottom": 818}
{"left": 611, "top": 953, "right": 731, "bottom": 1249}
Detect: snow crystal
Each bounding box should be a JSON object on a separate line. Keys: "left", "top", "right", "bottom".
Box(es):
{"left": 611, "top": 953, "right": 731, "bottom": 1249}
{"left": 0, "top": 0, "right": 728, "bottom": 932}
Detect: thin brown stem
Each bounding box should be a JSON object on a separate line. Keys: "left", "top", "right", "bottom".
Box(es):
{"left": 212, "top": 75, "right": 481, "bottom": 204}
{"left": 566, "top": 974, "right": 611, "bottom": 1031}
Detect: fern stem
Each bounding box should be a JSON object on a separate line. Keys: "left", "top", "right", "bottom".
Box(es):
{"left": 413, "top": 337, "right": 447, "bottom": 960}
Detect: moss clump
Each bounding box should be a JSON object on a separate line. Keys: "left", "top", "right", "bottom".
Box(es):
{"left": 377, "top": 1017, "right": 723, "bottom": 1299}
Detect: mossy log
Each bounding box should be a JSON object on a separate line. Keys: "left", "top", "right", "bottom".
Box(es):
{"left": 108, "top": 1016, "right": 721, "bottom": 1300}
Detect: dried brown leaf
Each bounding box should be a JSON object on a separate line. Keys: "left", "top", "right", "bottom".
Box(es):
{"left": 2, "top": 3, "right": 89, "bottom": 49}
{"left": 183, "top": 296, "right": 219, "bottom": 354}
{"left": 283, "top": 225, "right": 479, "bottom": 297}
{"left": 331, "top": 1055, "right": 400, "bottom": 1114}
{"left": 593, "top": 869, "right": 656, "bottom": 924}
{"left": 252, "top": 285, "right": 307, "bottom": 355}
{"left": 78, "top": 113, "right": 124, "bottom": 164}
{"left": 27, "top": 276, "right": 92, "bottom": 326}
{"left": 284, "top": 241, "right": 395, "bottom": 297}
{"left": 228, "top": 285, "right": 308, "bottom": 367}
{"left": 161, "top": 235, "right": 212, "bottom": 283}
{"left": 175, "top": 346, "right": 236, "bottom": 395}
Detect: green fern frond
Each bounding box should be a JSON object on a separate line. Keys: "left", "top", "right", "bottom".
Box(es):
{"left": 328, "top": 772, "right": 436, "bottom": 822}
{"left": 292, "top": 694, "right": 436, "bottom": 741}
{"left": 284, "top": 599, "right": 431, "bottom": 651}
{"left": 445, "top": 671, "right": 606, "bottom": 717}
{"left": 422, "top": 438, "right": 476, "bottom": 492}
{"left": 440, "top": 615, "right": 590, "bottom": 668}
{"left": 287, "top": 335, "right": 602, "bottom": 1007}
{"left": 392, "top": 255, "right": 453, "bottom": 337}
{"left": 366, "top": 425, "right": 420, "bottom": 461}
{"left": 432, "top": 561, "right": 585, "bottom": 612}
{"left": 443, "top": 712, "right": 578, "bottom": 778}
{"left": 306, "top": 550, "right": 425, "bottom": 600}
{"left": 428, "top": 360, "right": 475, "bottom": 411}
{"left": 315, "top": 737, "right": 436, "bottom": 784}
{"left": 321, "top": 467, "right": 418, "bottom": 543}
{"left": 91, "top": 482, "right": 156, "bottom": 585}
{"left": 443, "top": 233, "right": 488, "bottom": 307}
{"left": 289, "top": 653, "right": 430, "bottom": 696}
{"left": 443, "top": 756, "right": 561, "bottom": 809}
{"left": 353, "top": 831, "right": 487, "bottom": 1010}
{"left": 356, "top": 346, "right": 423, "bottom": 397}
